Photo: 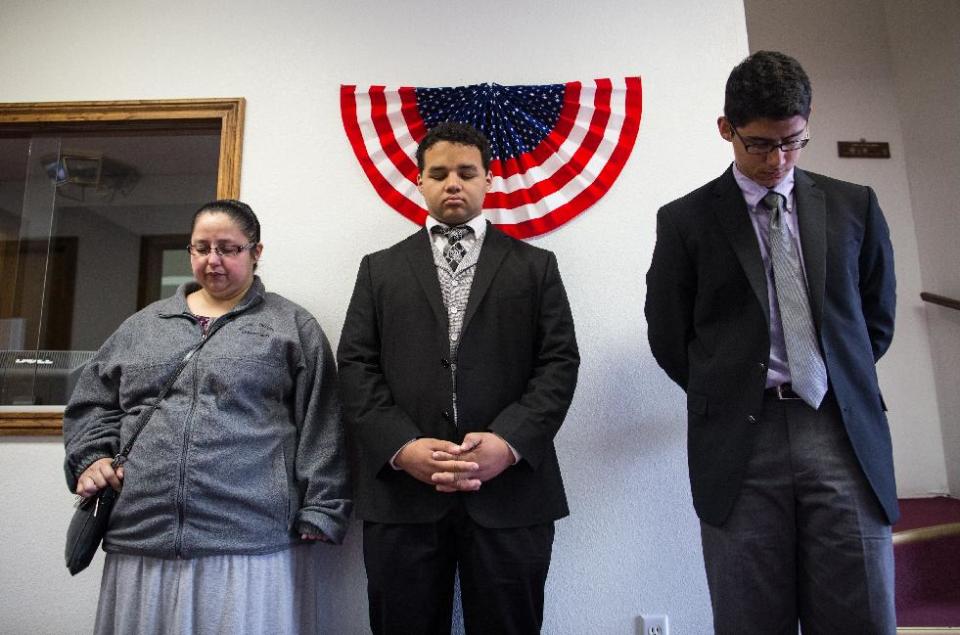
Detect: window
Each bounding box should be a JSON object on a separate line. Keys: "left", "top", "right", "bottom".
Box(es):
{"left": 0, "top": 99, "right": 244, "bottom": 435}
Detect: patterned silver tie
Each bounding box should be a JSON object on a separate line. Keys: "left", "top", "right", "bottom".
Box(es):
{"left": 432, "top": 224, "right": 473, "bottom": 271}
{"left": 763, "top": 191, "right": 829, "bottom": 408}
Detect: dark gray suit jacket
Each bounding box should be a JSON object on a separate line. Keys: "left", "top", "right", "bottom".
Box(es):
{"left": 338, "top": 223, "right": 579, "bottom": 527}
{"left": 645, "top": 166, "right": 897, "bottom": 526}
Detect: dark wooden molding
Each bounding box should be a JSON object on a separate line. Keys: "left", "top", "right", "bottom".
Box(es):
{"left": 0, "top": 97, "right": 244, "bottom": 199}
{"left": 921, "top": 292, "right": 960, "bottom": 312}
{"left": 0, "top": 98, "right": 244, "bottom": 435}
{"left": 0, "top": 411, "right": 63, "bottom": 436}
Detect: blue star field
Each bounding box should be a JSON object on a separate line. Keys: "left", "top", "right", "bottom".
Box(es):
{"left": 416, "top": 83, "right": 566, "bottom": 160}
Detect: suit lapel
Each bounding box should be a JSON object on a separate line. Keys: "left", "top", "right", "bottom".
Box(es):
{"left": 462, "top": 222, "right": 511, "bottom": 335}
{"left": 714, "top": 168, "right": 770, "bottom": 325}
{"left": 402, "top": 229, "right": 447, "bottom": 324}
{"left": 793, "top": 168, "right": 827, "bottom": 331}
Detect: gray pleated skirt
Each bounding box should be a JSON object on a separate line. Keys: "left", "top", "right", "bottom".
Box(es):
{"left": 94, "top": 544, "right": 320, "bottom": 635}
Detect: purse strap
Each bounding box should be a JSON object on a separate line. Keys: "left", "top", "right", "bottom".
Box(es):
{"left": 112, "top": 318, "right": 225, "bottom": 467}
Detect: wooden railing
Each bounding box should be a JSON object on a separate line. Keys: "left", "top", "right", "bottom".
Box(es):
{"left": 920, "top": 292, "right": 960, "bottom": 312}
{"left": 893, "top": 521, "right": 960, "bottom": 546}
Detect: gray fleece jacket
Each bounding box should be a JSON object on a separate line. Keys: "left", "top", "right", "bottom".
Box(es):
{"left": 63, "top": 276, "right": 351, "bottom": 558}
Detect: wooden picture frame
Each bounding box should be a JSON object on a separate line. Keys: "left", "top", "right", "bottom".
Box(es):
{"left": 0, "top": 98, "right": 244, "bottom": 436}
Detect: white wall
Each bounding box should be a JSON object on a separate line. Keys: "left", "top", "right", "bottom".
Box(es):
{"left": 883, "top": 0, "right": 960, "bottom": 499}
{"left": 744, "top": 0, "right": 950, "bottom": 496}
{"left": 0, "top": 0, "right": 960, "bottom": 635}
{"left": 0, "top": 1, "right": 749, "bottom": 632}
{"left": 7, "top": 0, "right": 960, "bottom": 634}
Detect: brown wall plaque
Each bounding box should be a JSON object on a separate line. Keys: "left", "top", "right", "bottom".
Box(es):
{"left": 838, "top": 140, "right": 891, "bottom": 158}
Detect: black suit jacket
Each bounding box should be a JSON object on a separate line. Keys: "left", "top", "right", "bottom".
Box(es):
{"left": 645, "top": 166, "right": 897, "bottom": 526}
{"left": 338, "top": 223, "right": 579, "bottom": 527}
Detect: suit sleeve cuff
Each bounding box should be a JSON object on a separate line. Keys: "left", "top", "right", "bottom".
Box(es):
{"left": 493, "top": 433, "right": 521, "bottom": 465}
{"left": 389, "top": 438, "right": 417, "bottom": 470}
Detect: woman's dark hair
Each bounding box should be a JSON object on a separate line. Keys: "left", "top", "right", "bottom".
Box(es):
{"left": 192, "top": 199, "right": 261, "bottom": 243}
{"left": 724, "top": 50, "right": 812, "bottom": 127}
{"left": 416, "top": 121, "right": 492, "bottom": 172}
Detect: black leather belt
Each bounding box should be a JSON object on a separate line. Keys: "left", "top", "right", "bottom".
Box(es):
{"left": 765, "top": 383, "right": 803, "bottom": 400}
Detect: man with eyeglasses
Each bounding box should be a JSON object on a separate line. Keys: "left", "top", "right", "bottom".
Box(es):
{"left": 645, "top": 51, "right": 897, "bottom": 633}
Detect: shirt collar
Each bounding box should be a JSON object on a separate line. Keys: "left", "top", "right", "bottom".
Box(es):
{"left": 731, "top": 163, "right": 795, "bottom": 212}
{"left": 425, "top": 213, "right": 488, "bottom": 240}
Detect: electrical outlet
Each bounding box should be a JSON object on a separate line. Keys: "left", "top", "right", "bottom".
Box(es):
{"left": 639, "top": 614, "right": 668, "bottom": 635}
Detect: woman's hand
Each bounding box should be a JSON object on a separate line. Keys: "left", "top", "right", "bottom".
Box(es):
{"left": 76, "top": 457, "right": 124, "bottom": 497}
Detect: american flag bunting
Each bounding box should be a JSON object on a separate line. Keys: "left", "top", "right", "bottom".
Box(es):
{"left": 341, "top": 77, "right": 642, "bottom": 238}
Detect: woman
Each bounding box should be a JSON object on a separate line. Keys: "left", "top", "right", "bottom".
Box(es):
{"left": 63, "top": 199, "right": 350, "bottom": 634}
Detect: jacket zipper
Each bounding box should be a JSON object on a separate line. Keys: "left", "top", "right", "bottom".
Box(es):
{"left": 172, "top": 316, "right": 230, "bottom": 558}
{"left": 173, "top": 356, "right": 200, "bottom": 557}
{"left": 173, "top": 320, "right": 207, "bottom": 557}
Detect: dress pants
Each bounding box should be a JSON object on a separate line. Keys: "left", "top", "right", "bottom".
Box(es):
{"left": 363, "top": 500, "right": 555, "bottom": 635}
{"left": 699, "top": 393, "right": 896, "bottom": 635}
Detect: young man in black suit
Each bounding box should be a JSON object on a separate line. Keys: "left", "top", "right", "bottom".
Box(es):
{"left": 645, "top": 51, "right": 898, "bottom": 634}
{"left": 338, "top": 121, "right": 579, "bottom": 634}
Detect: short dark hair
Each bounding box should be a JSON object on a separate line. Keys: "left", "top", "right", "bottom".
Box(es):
{"left": 416, "top": 121, "right": 492, "bottom": 172}
{"left": 192, "top": 199, "right": 261, "bottom": 244}
{"left": 724, "top": 51, "right": 812, "bottom": 127}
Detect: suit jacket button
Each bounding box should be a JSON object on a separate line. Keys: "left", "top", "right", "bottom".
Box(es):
{"left": 441, "top": 358, "right": 450, "bottom": 368}
{"left": 442, "top": 409, "right": 452, "bottom": 421}
{"left": 759, "top": 362, "right": 767, "bottom": 371}
{"left": 746, "top": 415, "right": 757, "bottom": 424}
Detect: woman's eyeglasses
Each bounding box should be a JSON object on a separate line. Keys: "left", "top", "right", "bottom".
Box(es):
{"left": 187, "top": 243, "right": 257, "bottom": 258}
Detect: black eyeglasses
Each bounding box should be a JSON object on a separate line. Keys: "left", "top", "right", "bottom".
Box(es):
{"left": 187, "top": 243, "right": 257, "bottom": 258}
{"left": 730, "top": 125, "right": 810, "bottom": 155}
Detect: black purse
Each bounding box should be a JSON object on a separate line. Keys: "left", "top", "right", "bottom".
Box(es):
{"left": 65, "top": 477, "right": 119, "bottom": 576}
{"left": 65, "top": 332, "right": 216, "bottom": 575}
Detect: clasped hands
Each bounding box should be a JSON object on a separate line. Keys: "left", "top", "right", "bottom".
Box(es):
{"left": 395, "top": 432, "right": 516, "bottom": 492}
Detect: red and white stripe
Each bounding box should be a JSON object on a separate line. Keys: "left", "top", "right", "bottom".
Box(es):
{"left": 341, "top": 77, "right": 642, "bottom": 238}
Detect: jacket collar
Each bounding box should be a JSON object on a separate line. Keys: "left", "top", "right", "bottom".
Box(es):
{"left": 401, "top": 221, "right": 513, "bottom": 337}
{"left": 793, "top": 168, "right": 826, "bottom": 331}
{"left": 714, "top": 166, "right": 770, "bottom": 325}
{"left": 404, "top": 229, "right": 447, "bottom": 326}
{"left": 713, "top": 166, "right": 827, "bottom": 334}
{"left": 462, "top": 223, "right": 511, "bottom": 334}
{"left": 157, "top": 275, "right": 266, "bottom": 319}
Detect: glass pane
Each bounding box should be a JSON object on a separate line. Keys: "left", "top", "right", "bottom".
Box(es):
{"left": 160, "top": 247, "right": 193, "bottom": 298}
{"left": 0, "top": 123, "right": 221, "bottom": 406}
{"left": 0, "top": 137, "right": 33, "bottom": 351}
{"left": 0, "top": 136, "right": 60, "bottom": 405}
